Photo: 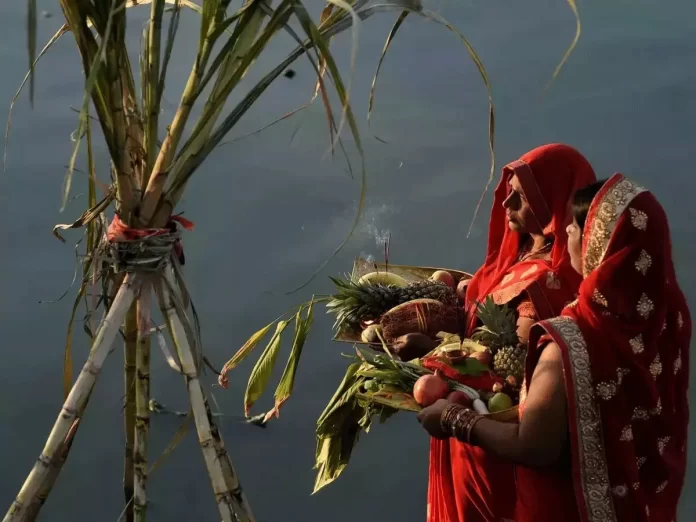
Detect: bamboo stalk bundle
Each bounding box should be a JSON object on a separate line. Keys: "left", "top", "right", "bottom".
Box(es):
{"left": 5, "top": 0, "right": 581, "bottom": 519}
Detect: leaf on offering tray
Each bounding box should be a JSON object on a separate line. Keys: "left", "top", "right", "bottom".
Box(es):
{"left": 313, "top": 411, "right": 362, "bottom": 494}
{"left": 379, "top": 406, "right": 398, "bottom": 424}
{"left": 452, "top": 358, "right": 490, "bottom": 377}
{"left": 357, "top": 390, "right": 421, "bottom": 412}
{"left": 436, "top": 332, "right": 461, "bottom": 344}
{"left": 460, "top": 340, "right": 489, "bottom": 353}
{"left": 317, "top": 362, "right": 361, "bottom": 427}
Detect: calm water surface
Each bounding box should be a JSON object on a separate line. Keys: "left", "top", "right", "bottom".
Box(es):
{"left": 1, "top": 1, "right": 694, "bottom": 520}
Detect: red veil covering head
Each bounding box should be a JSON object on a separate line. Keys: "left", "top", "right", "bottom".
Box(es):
{"left": 427, "top": 144, "right": 596, "bottom": 522}
{"left": 463, "top": 143, "right": 597, "bottom": 333}
{"left": 527, "top": 174, "right": 691, "bottom": 522}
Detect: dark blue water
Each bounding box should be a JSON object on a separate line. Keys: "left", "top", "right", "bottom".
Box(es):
{"left": 1, "top": 1, "right": 694, "bottom": 520}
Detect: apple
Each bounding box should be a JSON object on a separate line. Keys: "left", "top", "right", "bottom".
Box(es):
{"left": 430, "top": 270, "right": 456, "bottom": 289}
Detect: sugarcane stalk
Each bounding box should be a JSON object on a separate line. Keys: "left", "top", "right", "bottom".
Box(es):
{"left": 123, "top": 304, "right": 138, "bottom": 522}
{"left": 23, "top": 419, "right": 80, "bottom": 522}
{"left": 133, "top": 284, "right": 152, "bottom": 521}
{"left": 3, "top": 275, "right": 140, "bottom": 522}
{"left": 156, "top": 266, "right": 254, "bottom": 522}
{"left": 139, "top": 34, "right": 215, "bottom": 226}
{"left": 143, "top": 0, "right": 165, "bottom": 187}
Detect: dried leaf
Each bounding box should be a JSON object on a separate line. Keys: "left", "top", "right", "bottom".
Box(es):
{"left": 546, "top": 0, "right": 581, "bottom": 89}
{"left": 357, "top": 391, "right": 421, "bottom": 412}
{"left": 148, "top": 410, "right": 192, "bottom": 474}
{"left": 244, "top": 320, "right": 290, "bottom": 416}
{"left": 53, "top": 191, "right": 115, "bottom": 242}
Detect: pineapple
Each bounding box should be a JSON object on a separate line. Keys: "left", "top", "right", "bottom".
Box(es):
{"left": 471, "top": 296, "right": 518, "bottom": 355}
{"left": 493, "top": 345, "right": 526, "bottom": 382}
{"left": 327, "top": 276, "right": 457, "bottom": 332}
{"left": 469, "top": 296, "right": 526, "bottom": 382}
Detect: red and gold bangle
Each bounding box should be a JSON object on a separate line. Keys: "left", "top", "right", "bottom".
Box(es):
{"left": 440, "top": 403, "right": 482, "bottom": 444}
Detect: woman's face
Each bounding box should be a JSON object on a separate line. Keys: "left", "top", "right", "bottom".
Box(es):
{"left": 566, "top": 217, "right": 583, "bottom": 275}
{"left": 502, "top": 175, "right": 541, "bottom": 234}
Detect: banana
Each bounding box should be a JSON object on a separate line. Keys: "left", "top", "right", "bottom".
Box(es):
{"left": 357, "top": 271, "right": 408, "bottom": 287}
{"left": 472, "top": 398, "right": 489, "bottom": 414}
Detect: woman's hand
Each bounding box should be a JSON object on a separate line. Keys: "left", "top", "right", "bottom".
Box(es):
{"left": 417, "top": 398, "right": 450, "bottom": 439}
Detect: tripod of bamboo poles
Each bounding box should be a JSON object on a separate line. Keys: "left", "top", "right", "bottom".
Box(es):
{"left": 3, "top": 229, "right": 255, "bottom": 522}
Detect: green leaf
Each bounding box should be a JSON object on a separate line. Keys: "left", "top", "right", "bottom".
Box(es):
{"left": 218, "top": 321, "right": 276, "bottom": 388}
{"left": 264, "top": 301, "right": 315, "bottom": 422}
{"left": 26, "top": 0, "right": 37, "bottom": 107}
{"left": 62, "top": 4, "right": 118, "bottom": 212}
{"left": 452, "top": 358, "right": 489, "bottom": 377}
{"left": 316, "top": 362, "right": 361, "bottom": 427}
{"left": 367, "top": 10, "right": 408, "bottom": 138}
{"left": 157, "top": 0, "right": 182, "bottom": 107}
{"left": 283, "top": 1, "right": 366, "bottom": 294}
{"left": 243, "top": 320, "right": 290, "bottom": 416}
{"left": 6, "top": 24, "right": 68, "bottom": 172}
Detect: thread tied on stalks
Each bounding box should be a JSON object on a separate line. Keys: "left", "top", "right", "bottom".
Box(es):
{"left": 105, "top": 214, "right": 194, "bottom": 272}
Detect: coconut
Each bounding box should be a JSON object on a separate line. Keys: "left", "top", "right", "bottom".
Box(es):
{"left": 380, "top": 299, "right": 459, "bottom": 342}
{"left": 392, "top": 333, "right": 437, "bottom": 361}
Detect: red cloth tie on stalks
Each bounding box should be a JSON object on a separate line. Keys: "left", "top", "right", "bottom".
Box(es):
{"left": 107, "top": 214, "right": 194, "bottom": 265}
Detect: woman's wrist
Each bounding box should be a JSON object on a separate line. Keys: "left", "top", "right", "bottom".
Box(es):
{"left": 440, "top": 403, "right": 482, "bottom": 444}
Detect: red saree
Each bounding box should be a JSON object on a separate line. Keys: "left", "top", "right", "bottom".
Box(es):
{"left": 427, "top": 144, "right": 597, "bottom": 522}
{"left": 518, "top": 174, "right": 691, "bottom": 522}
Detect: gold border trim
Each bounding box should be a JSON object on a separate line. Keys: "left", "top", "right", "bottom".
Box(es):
{"left": 582, "top": 175, "right": 646, "bottom": 277}
{"left": 545, "top": 316, "right": 617, "bottom": 522}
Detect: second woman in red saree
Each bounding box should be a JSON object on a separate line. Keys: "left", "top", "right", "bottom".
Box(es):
{"left": 515, "top": 173, "right": 691, "bottom": 522}
{"left": 427, "top": 144, "right": 597, "bottom": 522}
{"left": 419, "top": 173, "right": 691, "bottom": 522}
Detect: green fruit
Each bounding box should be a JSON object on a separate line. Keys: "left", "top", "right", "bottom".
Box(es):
{"left": 363, "top": 380, "right": 381, "bottom": 393}
{"left": 488, "top": 392, "right": 513, "bottom": 413}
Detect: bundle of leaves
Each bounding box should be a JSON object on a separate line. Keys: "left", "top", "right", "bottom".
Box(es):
{"left": 312, "top": 347, "right": 483, "bottom": 493}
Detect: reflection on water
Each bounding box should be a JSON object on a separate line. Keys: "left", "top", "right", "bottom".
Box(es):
{"left": 0, "top": 1, "right": 694, "bottom": 520}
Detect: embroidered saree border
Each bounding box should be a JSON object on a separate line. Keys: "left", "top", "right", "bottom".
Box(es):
{"left": 542, "top": 316, "right": 618, "bottom": 522}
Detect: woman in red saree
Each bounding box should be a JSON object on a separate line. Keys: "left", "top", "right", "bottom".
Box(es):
{"left": 419, "top": 173, "right": 691, "bottom": 522}
{"left": 427, "top": 143, "right": 597, "bottom": 522}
